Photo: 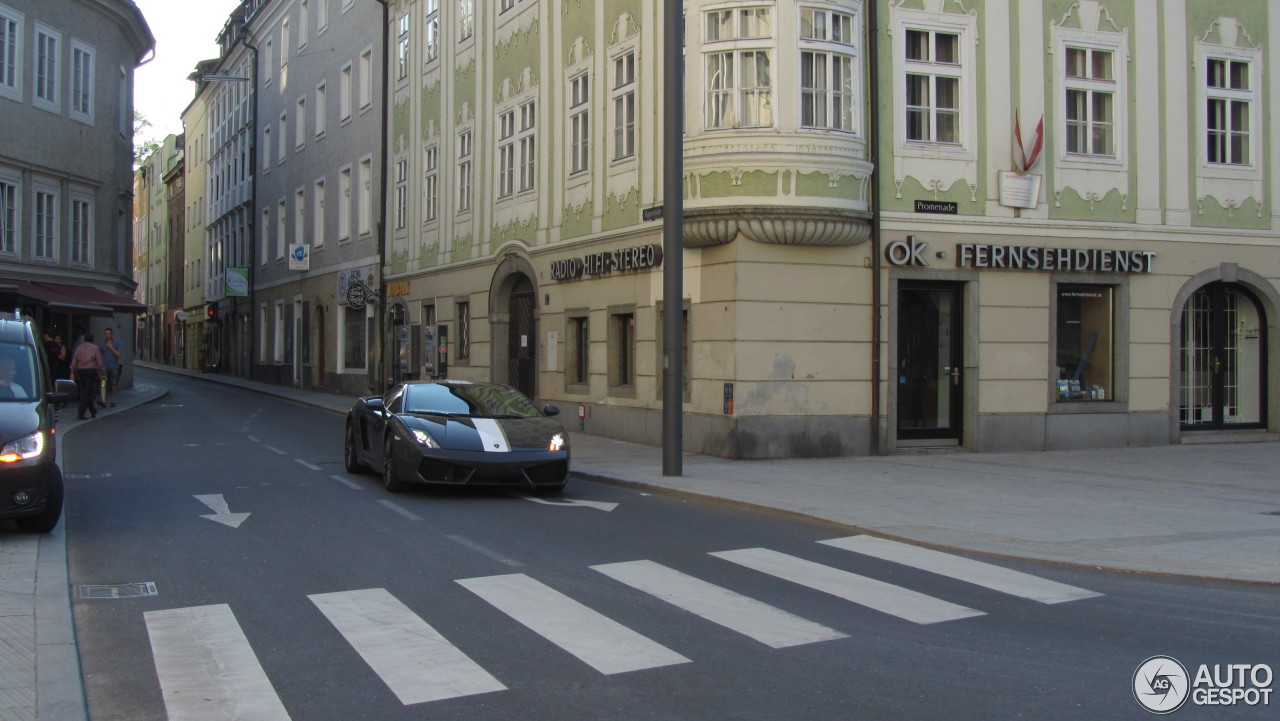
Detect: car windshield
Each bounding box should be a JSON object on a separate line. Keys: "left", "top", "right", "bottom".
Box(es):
{"left": 403, "top": 383, "right": 542, "bottom": 418}
{"left": 0, "top": 342, "right": 38, "bottom": 402}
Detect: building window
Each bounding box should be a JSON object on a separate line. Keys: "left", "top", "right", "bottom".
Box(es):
{"left": 70, "top": 40, "right": 94, "bottom": 123}
{"left": 1055, "top": 285, "right": 1113, "bottom": 402}
{"left": 799, "top": 7, "right": 856, "bottom": 132}
{"left": 358, "top": 157, "right": 372, "bottom": 235}
{"left": 295, "top": 96, "right": 306, "bottom": 149}
{"left": 274, "top": 301, "right": 285, "bottom": 362}
{"left": 358, "top": 48, "right": 372, "bottom": 110}
{"left": 519, "top": 100, "right": 535, "bottom": 192}
{"left": 278, "top": 113, "right": 288, "bottom": 162}
{"left": 1064, "top": 46, "right": 1114, "bottom": 157}
{"left": 457, "top": 129, "right": 472, "bottom": 212}
{"left": 318, "top": 0, "right": 329, "bottom": 33}
{"left": 299, "top": 0, "right": 310, "bottom": 47}
{"left": 262, "top": 126, "right": 272, "bottom": 173}
{"left": 455, "top": 300, "right": 470, "bottom": 363}
{"left": 394, "top": 158, "right": 407, "bottom": 229}
{"left": 338, "top": 165, "right": 351, "bottom": 240}
{"left": 276, "top": 199, "right": 286, "bottom": 259}
{"left": 396, "top": 13, "right": 409, "bottom": 81}
{"left": 264, "top": 39, "right": 273, "bottom": 87}
{"left": 260, "top": 209, "right": 269, "bottom": 265}
{"left": 259, "top": 304, "right": 267, "bottom": 361}
{"left": 424, "top": 0, "right": 439, "bottom": 64}
{"left": 498, "top": 109, "right": 516, "bottom": 197}
{"left": 0, "top": 178, "right": 17, "bottom": 254}
{"left": 569, "top": 72, "right": 589, "bottom": 174}
{"left": 1205, "top": 57, "right": 1252, "bottom": 166}
{"left": 0, "top": 6, "right": 21, "bottom": 101}
{"left": 294, "top": 188, "right": 305, "bottom": 247}
{"left": 703, "top": 8, "right": 772, "bottom": 130}
{"left": 313, "top": 178, "right": 325, "bottom": 247}
{"left": 459, "top": 0, "right": 474, "bottom": 42}
{"left": 34, "top": 189, "right": 55, "bottom": 259}
{"left": 315, "top": 81, "right": 327, "bottom": 137}
{"left": 608, "top": 308, "right": 636, "bottom": 394}
{"left": 339, "top": 63, "right": 352, "bottom": 120}
{"left": 903, "top": 28, "right": 960, "bottom": 144}
{"left": 34, "top": 24, "right": 58, "bottom": 111}
{"left": 500, "top": 0, "right": 514, "bottom": 12}
{"left": 423, "top": 145, "right": 438, "bottom": 222}
{"left": 279, "top": 19, "right": 290, "bottom": 86}
{"left": 70, "top": 196, "right": 91, "bottom": 264}
{"left": 566, "top": 311, "right": 589, "bottom": 390}
{"left": 611, "top": 52, "right": 635, "bottom": 160}
{"left": 342, "top": 305, "right": 366, "bottom": 370}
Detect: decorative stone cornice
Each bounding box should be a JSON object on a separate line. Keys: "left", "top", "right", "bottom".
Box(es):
{"left": 684, "top": 207, "right": 872, "bottom": 248}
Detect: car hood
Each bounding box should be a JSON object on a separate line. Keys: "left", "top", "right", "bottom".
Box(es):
{"left": 401, "top": 413, "right": 564, "bottom": 453}
{"left": 0, "top": 402, "right": 41, "bottom": 446}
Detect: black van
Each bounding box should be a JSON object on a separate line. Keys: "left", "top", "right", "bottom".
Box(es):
{"left": 0, "top": 313, "right": 78, "bottom": 532}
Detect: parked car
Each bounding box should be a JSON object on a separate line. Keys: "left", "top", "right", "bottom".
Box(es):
{"left": 345, "top": 380, "right": 569, "bottom": 494}
{"left": 0, "top": 313, "right": 79, "bottom": 532}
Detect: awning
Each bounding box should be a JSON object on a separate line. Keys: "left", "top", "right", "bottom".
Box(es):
{"left": 0, "top": 279, "right": 145, "bottom": 317}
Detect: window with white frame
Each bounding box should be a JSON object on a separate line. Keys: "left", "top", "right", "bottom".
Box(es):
{"left": 264, "top": 39, "right": 273, "bottom": 87}
{"left": 424, "top": 0, "right": 439, "bottom": 64}
{"left": 423, "top": 144, "right": 438, "bottom": 222}
{"left": 0, "top": 5, "right": 21, "bottom": 101}
{"left": 294, "top": 188, "right": 305, "bottom": 246}
{"left": 70, "top": 40, "right": 94, "bottom": 123}
{"left": 260, "top": 209, "right": 269, "bottom": 264}
{"left": 313, "top": 178, "right": 325, "bottom": 246}
{"left": 295, "top": 96, "right": 306, "bottom": 149}
{"left": 274, "top": 301, "right": 285, "bottom": 361}
{"left": 458, "top": 128, "right": 473, "bottom": 212}
{"left": 358, "top": 157, "right": 372, "bottom": 235}
{"left": 34, "top": 189, "right": 55, "bottom": 259}
{"left": 569, "top": 72, "right": 589, "bottom": 174}
{"left": 1205, "top": 55, "right": 1254, "bottom": 166}
{"left": 903, "top": 26, "right": 961, "bottom": 144}
{"left": 280, "top": 18, "right": 290, "bottom": 86}
{"left": 278, "top": 113, "right": 288, "bottom": 162}
{"left": 397, "top": 13, "right": 409, "bottom": 81}
{"left": 799, "top": 6, "right": 856, "bottom": 132}
{"left": 611, "top": 52, "right": 635, "bottom": 160}
{"left": 70, "top": 196, "right": 91, "bottom": 264}
{"left": 338, "top": 165, "right": 351, "bottom": 240}
{"left": 34, "top": 24, "right": 58, "bottom": 111}
{"left": 394, "top": 158, "right": 407, "bottom": 229}
{"left": 459, "top": 0, "right": 474, "bottom": 42}
{"left": 498, "top": 108, "right": 516, "bottom": 197}
{"left": 0, "top": 177, "right": 17, "bottom": 254}
{"left": 299, "top": 0, "right": 309, "bottom": 48}
{"left": 703, "top": 7, "right": 772, "bottom": 130}
{"left": 276, "top": 199, "right": 286, "bottom": 259}
{"left": 315, "top": 81, "right": 327, "bottom": 137}
{"left": 519, "top": 100, "right": 536, "bottom": 192}
{"left": 500, "top": 0, "right": 514, "bottom": 13}
{"left": 339, "top": 63, "right": 352, "bottom": 120}
{"left": 262, "top": 126, "right": 271, "bottom": 173}
{"left": 359, "top": 48, "right": 372, "bottom": 109}
{"left": 1063, "top": 44, "right": 1115, "bottom": 157}
{"left": 258, "top": 304, "right": 267, "bottom": 360}
{"left": 318, "top": 0, "right": 329, "bottom": 32}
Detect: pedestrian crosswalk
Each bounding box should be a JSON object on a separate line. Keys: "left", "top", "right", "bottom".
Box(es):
{"left": 144, "top": 536, "right": 1102, "bottom": 718}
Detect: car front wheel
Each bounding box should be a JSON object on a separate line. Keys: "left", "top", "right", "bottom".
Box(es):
{"left": 344, "top": 423, "right": 364, "bottom": 474}
{"left": 382, "top": 435, "right": 411, "bottom": 493}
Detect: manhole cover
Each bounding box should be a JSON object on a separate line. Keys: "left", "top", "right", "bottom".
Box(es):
{"left": 78, "top": 582, "right": 158, "bottom": 599}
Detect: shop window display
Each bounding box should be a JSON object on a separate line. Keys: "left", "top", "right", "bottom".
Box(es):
{"left": 1056, "top": 285, "right": 1113, "bottom": 401}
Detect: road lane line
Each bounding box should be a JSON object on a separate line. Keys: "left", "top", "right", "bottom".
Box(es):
{"left": 310, "top": 588, "right": 506, "bottom": 704}
{"left": 262, "top": 445, "right": 287, "bottom": 455}
{"left": 446, "top": 534, "right": 524, "bottom": 567}
{"left": 145, "top": 604, "right": 292, "bottom": 721}
{"left": 592, "top": 560, "right": 847, "bottom": 649}
{"left": 710, "top": 548, "right": 984, "bottom": 625}
{"left": 819, "top": 535, "right": 1103, "bottom": 604}
{"left": 295, "top": 459, "right": 322, "bottom": 471}
{"left": 377, "top": 499, "right": 423, "bottom": 521}
{"left": 247, "top": 434, "right": 260, "bottom": 443}
{"left": 329, "top": 474, "right": 364, "bottom": 490}
{"left": 457, "top": 573, "right": 691, "bottom": 675}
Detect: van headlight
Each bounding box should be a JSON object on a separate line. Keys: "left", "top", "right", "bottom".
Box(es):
{"left": 0, "top": 431, "right": 45, "bottom": 464}
{"left": 548, "top": 433, "right": 567, "bottom": 452}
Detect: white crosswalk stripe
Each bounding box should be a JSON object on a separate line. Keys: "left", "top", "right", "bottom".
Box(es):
{"left": 457, "top": 573, "right": 692, "bottom": 674}
{"left": 711, "top": 548, "right": 986, "bottom": 624}
{"left": 592, "top": 560, "right": 848, "bottom": 648}
{"left": 145, "top": 604, "right": 292, "bottom": 721}
{"left": 309, "top": 588, "right": 506, "bottom": 705}
{"left": 819, "top": 535, "right": 1104, "bottom": 604}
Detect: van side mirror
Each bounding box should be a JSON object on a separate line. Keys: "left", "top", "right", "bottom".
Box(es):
{"left": 543, "top": 404, "right": 560, "bottom": 417}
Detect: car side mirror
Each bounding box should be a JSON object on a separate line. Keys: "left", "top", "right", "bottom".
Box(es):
{"left": 47, "top": 379, "right": 79, "bottom": 404}
{"left": 366, "top": 397, "right": 386, "bottom": 413}
{"left": 543, "top": 404, "right": 560, "bottom": 417}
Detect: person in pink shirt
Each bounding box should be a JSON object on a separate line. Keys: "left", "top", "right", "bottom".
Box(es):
{"left": 69, "top": 332, "right": 105, "bottom": 420}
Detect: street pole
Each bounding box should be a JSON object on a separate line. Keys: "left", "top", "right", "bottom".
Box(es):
{"left": 661, "top": 0, "right": 684, "bottom": 476}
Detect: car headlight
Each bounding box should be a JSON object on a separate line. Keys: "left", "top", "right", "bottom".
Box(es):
{"left": 0, "top": 431, "right": 45, "bottom": 464}
{"left": 410, "top": 428, "right": 439, "bottom": 448}
{"left": 548, "top": 432, "right": 567, "bottom": 452}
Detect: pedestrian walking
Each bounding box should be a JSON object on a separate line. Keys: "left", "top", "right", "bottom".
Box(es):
{"left": 69, "top": 332, "right": 104, "bottom": 420}
{"left": 99, "top": 327, "right": 122, "bottom": 407}
{"left": 46, "top": 331, "right": 69, "bottom": 381}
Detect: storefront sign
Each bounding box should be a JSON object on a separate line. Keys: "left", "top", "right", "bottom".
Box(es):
{"left": 289, "top": 244, "right": 310, "bottom": 271}
{"left": 226, "top": 267, "right": 249, "bottom": 297}
{"left": 386, "top": 280, "right": 411, "bottom": 297}
{"left": 957, "top": 244, "right": 1155, "bottom": 273}
{"left": 550, "top": 244, "right": 663, "bottom": 281}
{"left": 885, "top": 236, "right": 929, "bottom": 267}
{"left": 338, "top": 265, "right": 378, "bottom": 308}
{"left": 998, "top": 172, "right": 1042, "bottom": 209}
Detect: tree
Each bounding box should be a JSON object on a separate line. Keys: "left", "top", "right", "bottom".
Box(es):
{"left": 133, "top": 111, "right": 160, "bottom": 167}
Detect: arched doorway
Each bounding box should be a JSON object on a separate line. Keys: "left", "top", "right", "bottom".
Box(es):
{"left": 508, "top": 276, "right": 536, "bottom": 398}
{"left": 1178, "top": 282, "right": 1267, "bottom": 430}
{"left": 489, "top": 253, "right": 539, "bottom": 399}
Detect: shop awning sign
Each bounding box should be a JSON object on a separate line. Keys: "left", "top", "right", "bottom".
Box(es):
{"left": 551, "top": 243, "right": 663, "bottom": 281}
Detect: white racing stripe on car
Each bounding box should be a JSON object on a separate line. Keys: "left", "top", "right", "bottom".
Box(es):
{"left": 471, "top": 418, "right": 510, "bottom": 453}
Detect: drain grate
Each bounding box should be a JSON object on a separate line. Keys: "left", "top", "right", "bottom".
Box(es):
{"left": 77, "top": 582, "right": 158, "bottom": 599}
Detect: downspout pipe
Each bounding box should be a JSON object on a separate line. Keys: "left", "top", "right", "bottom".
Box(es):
{"left": 868, "top": 0, "right": 884, "bottom": 455}
{"left": 375, "top": 0, "right": 391, "bottom": 392}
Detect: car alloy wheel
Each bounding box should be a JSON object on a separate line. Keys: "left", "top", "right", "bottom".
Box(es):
{"left": 382, "top": 436, "right": 410, "bottom": 493}
{"left": 344, "top": 423, "right": 363, "bottom": 474}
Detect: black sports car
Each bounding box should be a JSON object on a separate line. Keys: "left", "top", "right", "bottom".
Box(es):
{"left": 344, "top": 381, "right": 570, "bottom": 493}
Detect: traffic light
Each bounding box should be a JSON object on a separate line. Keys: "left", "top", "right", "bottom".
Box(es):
{"left": 205, "top": 303, "right": 217, "bottom": 322}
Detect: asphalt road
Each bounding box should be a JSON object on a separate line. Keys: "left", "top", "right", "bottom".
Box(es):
{"left": 61, "top": 374, "right": 1280, "bottom": 720}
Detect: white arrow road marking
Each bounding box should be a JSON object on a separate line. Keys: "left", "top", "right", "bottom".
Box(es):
{"left": 194, "top": 494, "right": 251, "bottom": 528}
{"left": 512, "top": 493, "right": 617, "bottom": 512}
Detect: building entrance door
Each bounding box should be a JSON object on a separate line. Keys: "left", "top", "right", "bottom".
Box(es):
{"left": 1180, "top": 283, "right": 1266, "bottom": 430}
{"left": 508, "top": 278, "right": 536, "bottom": 398}
{"left": 897, "top": 282, "right": 964, "bottom": 443}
